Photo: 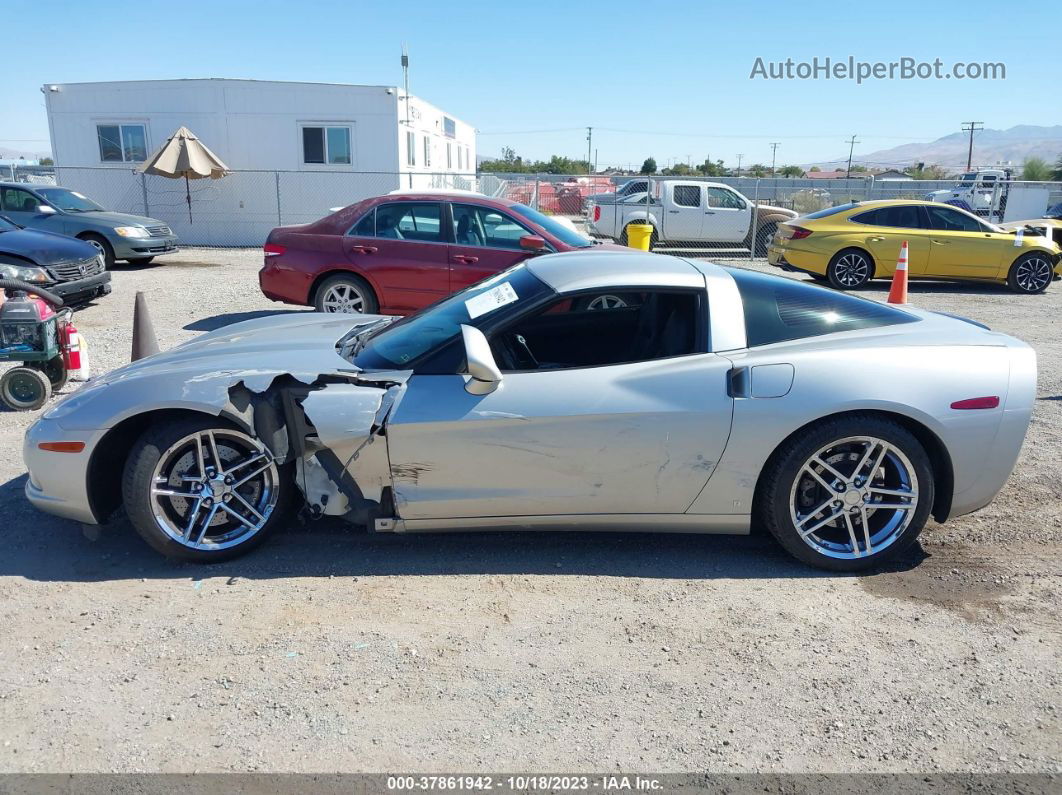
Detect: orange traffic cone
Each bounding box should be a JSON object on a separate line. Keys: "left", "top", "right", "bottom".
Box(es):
{"left": 887, "top": 240, "right": 909, "bottom": 304}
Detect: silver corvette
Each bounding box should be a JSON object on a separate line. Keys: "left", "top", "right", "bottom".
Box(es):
{"left": 23, "top": 251, "right": 1035, "bottom": 571}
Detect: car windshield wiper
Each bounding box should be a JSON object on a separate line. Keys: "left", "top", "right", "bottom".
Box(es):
{"left": 345, "top": 318, "right": 392, "bottom": 357}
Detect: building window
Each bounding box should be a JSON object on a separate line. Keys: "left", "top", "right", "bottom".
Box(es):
{"left": 97, "top": 123, "right": 147, "bottom": 162}
{"left": 447, "top": 143, "right": 452, "bottom": 169}
{"left": 443, "top": 117, "right": 456, "bottom": 138}
{"left": 301, "top": 125, "right": 352, "bottom": 165}
{"left": 406, "top": 131, "right": 415, "bottom": 167}
{"left": 457, "top": 146, "right": 463, "bottom": 171}
{"left": 423, "top": 136, "right": 431, "bottom": 168}
{"left": 465, "top": 147, "right": 471, "bottom": 171}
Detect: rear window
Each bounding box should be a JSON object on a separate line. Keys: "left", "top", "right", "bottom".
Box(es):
{"left": 799, "top": 202, "right": 858, "bottom": 220}
{"left": 729, "top": 268, "right": 918, "bottom": 347}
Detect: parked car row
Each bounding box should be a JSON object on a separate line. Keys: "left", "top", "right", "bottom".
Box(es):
{"left": 0, "top": 182, "right": 179, "bottom": 308}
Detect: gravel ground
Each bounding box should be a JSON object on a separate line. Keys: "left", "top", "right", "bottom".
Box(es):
{"left": 0, "top": 247, "right": 1058, "bottom": 774}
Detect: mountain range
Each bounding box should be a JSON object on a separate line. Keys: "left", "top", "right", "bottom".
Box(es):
{"left": 841, "top": 125, "right": 1062, "bottom": 170}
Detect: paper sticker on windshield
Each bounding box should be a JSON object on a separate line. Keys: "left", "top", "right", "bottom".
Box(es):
{"left": 1014, "top": 228, "right": 1023, "bottom": 246}
{"left": 465, "top": 282, "right": 518, "bottom": 319}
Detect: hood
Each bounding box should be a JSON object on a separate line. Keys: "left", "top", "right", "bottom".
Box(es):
{"left": 94, "top": 312, "right": 393, "bottom": 387}
{"left": 755, "top": 204, "right": 798, "bottom": 218}
{"left": 75, "top": 211, "right": 167, "bottom": 228}
{"left": 0, "top": 226, "right": 98, "bottom": 265}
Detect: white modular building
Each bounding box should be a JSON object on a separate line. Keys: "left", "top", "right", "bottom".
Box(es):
{"left": 42, "top": 78, "right": 477, "bottom": 244}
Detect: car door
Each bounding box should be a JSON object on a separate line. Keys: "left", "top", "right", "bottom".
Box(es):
{"left": 703, "top": 187, "right": 752, "bottom": 242}
{"left": 0, "top": 186, "right": 54, "bottom": 232}
{"left": 850, "top": 205, "right": 932, "bottom": 276}
{"left": 923, "top": 205, "right": 1006, "bottom": 279}
{"left": 665, "top": 184, "right": 704, "bottom": 240}
{"left": 342, "top": 201, "right": 450, "bottom": 313}
{"left": 447, "top": 203, "right": 541, "bottom": 292}
{"left": 385, "top": 289, "right": 735, "bottom": 520}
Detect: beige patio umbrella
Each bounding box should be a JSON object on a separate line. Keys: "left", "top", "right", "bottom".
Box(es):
{"left": 138, "top": 126, "right": 229, "bottom": 223}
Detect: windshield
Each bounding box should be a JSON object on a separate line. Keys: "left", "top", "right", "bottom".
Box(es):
{"left": 36, "top": 187, "right": 104, "bottom": 212}
{"left": 959, "top": 173, "right": 977, "bottom": 183}
{"left": 510, "top": 203, "right": 592, "bottom": 248}
{"left": 353, "top": 264, "right": 553, "bottom": 369}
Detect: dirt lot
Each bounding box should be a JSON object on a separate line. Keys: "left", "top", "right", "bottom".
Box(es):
{"left": 0, "top": 248, "right": 1058, "bottom": 774}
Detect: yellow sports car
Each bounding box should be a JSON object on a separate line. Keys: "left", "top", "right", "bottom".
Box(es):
{"left": 767, "top": 199, "right": 1062, "bottom": 294}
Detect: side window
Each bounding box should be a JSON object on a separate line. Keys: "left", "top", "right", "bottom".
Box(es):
{"left": 375, "top": 202, "right": 443, "bottom": 242}
{"left": 855, "top": 205, "right": 923, "bottom": 228}
{"left": 705, "top": 187, "right": 745, "bottom": 210}
{"left": 1, "top": 188, "right": 38, "bottom": 213}
{"left": 926, "top": 206, "right": 985, "bottom": 233}
{"left": 673, "top": 185, "right": 701, "bottom": 208}
{"left": 489, "top": 291, "right": 701, "bottom": 371}
{"left": 452, "top": 205, "right": 534, "bottom": 249}
{"left": 349, "top": 208, "right": 375, "bottom": 236}
{"left": 730, "top": 269, "right": 918, "bottom": 347}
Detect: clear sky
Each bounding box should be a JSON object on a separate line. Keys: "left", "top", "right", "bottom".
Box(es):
{"left": 2, "top": 0, "right": 1057, "bottom": 168}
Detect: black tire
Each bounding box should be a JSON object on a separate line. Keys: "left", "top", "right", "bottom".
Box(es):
{"left": 0, "top": 366, "right": 51, "bottom": 411}
{"left": 126, "top": 256, "right": 155, "bottom": 265}
{"left": 122, "top": 415, "right": 296, "bottom": 562}
{"left": 755, "top": 414, "right": 934, "bottom": 572}
{"left": 747, "top": 222, "right": 777, "bottom": 258}
{"left": 79, "top": 233, "right": 116, "bottom": 269}
{"left": 29, "top": 356, "right": 68, "bottom": 392}
{"left": 619, "top": 222, "right": 658, "bottom": 250}
{"left": 826, "top": 248, "right": 875, "bottom": 290}
{"left": 312, "top": 273, "right": 379, "bottom": 314}
{"left": 1006, "top": 252, "right": 1054, "bottom": 294}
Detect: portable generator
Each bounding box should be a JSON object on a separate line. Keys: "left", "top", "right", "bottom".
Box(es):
{"left": 0, "top": 279, "right": 72, "bottom": 411}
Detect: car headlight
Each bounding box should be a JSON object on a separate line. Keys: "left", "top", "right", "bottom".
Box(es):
{"left": 0, "top": 262, "right": 51, "bottom": 283}
{"left": 114, "top": 226, "right": 150, "bottom": 238}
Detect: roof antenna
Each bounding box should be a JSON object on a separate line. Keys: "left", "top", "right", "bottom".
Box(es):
{"left": 401, "top": 44, "right": 410, "bottom": 127}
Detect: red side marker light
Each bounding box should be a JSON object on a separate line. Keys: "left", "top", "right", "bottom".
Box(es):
{"left": 38, "top": 441, "right": 86, "bottom": 453}
{"left": 263, "top": 243, "right": 286, "bottom": 257}
{"left": 950, "top": 396, "right": 1000, "bottom": 410}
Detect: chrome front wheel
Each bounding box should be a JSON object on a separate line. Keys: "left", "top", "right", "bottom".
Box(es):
{"left": 124, "top": 418, "right": 292, "bottom": 561}
{"left": 1008, "top": 253, "right": 1053, "bottom": 294}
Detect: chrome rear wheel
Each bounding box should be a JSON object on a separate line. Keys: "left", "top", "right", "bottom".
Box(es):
{"left": 827, "top": 249, "right": 873, "bottom": 289}
{"left": 789, "top": 436, "right": 918, "bottom": 560}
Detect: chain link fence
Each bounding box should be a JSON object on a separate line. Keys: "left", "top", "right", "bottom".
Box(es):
{"left": 9, "top": 166, "right": 1062, "bottom": 255}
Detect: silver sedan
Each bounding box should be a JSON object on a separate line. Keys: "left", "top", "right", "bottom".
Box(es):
{"left": 23, "top": 251, "right": 1035, "bottom": 571}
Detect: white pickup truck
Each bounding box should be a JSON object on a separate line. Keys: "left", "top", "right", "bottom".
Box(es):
{"left": 585, "top": 180, "right": 797, "bottom": 254}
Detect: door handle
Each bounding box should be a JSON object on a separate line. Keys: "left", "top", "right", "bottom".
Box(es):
{"left": 868, "top": 236, "right": 884, "bottom": 242}
{"left": 453, "top": 255, "right": 479, "bottom": 264}
{"left": 932, "top": 239, "right": 948, "bottom": 245}
{"left": 668, "top": 210, "right": 680, "bottom": 214}
{"left": 704, "top": 211, "right": 715, "bottom": 215}
{"left": 350, "top": 245, "right": 378, "bottom": 254}
{"left": 727, "top": 367, "right": 750, "bottom": 398}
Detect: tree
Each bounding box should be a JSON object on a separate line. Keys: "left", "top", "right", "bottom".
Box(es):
{"left": 778, "top": 165, "right": 803, "bottom": 178}
{"left": 907, "top": 163, "right": 948, "bottom": 180}
{"left": 39, "top": 157, "right": 54, "bottom": 166}
{"left": 1052, "top": 154, "right": 1062, "bottom": 181}
{"left": 808, "top": 166, "right": 821, "bottom": 172}
{"left": 848, "top": 164, "right": 867, "bottom": 173}
{"left": 746, "top": 163, "right": 768, "bottom": 177}
{"left": 1021, "top": 157, "right": 1050, "bottom": 181}
{"left": 639, "top": 157, "right": 657, "bottom": 174}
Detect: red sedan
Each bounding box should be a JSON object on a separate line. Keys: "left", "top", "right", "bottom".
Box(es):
{"left": 259, "top": 192, "right": 616, "bottom": 314}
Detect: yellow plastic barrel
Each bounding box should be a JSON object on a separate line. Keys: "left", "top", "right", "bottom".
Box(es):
{"left": 626, "top": 223, "right": 654, "bottom": 251}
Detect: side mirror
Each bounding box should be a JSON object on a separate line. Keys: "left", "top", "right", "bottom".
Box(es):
{"left": 460, "top": 324, "right": 502, "bottom": 395}
{"left": 519, "top": 234, "right": 547, "bottom": 252}
{"left": 37, "top": 204, "right": 57, "bottom": 216}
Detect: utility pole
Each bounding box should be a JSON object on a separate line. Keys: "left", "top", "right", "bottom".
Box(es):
{"left": 769, "top": 143, "right": 780, "bottom": 176}
{"left": 736, "top": 154, "right": 744, "bottom": 175}
{"left": 961, "top": 121, "right": 983, "bottom": 171}
{"left": 586, "top": 126, "right": 592, "bottom": 174}
{"left": 845, "top": 134, "right": 860, "bottom": 179}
